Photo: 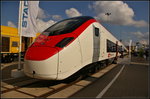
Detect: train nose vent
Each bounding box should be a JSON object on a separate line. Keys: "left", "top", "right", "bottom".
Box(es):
{"left": 33, "top": 71, "right": 35, "bottom": 75}
{"left": 32, "top": 71, "right": 36, "bottom": 78}
{"left": 40, "top": 42, "right": 45, "bottom": 45}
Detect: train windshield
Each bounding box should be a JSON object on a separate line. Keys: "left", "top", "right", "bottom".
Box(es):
{"left": 42, "top": 16, "right": 93, "bottom": 36}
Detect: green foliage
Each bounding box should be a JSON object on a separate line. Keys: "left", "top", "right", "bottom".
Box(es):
{"left": 138, "top": 48, "right": 144, "bottom": 57}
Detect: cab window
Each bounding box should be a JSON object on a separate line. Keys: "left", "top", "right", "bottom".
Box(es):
{"left": 94, "top": 27, "right": 99, "bottom": 36}
{"left": 42, "top": 16, "right": 94, "bottom": 36}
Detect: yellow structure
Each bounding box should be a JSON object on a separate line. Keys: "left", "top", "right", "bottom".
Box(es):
{"left": 1, "top": 25, "right": 19, "bottom": 53}
{"left": 1, "top": 25, "right": 40, "bottom": 62}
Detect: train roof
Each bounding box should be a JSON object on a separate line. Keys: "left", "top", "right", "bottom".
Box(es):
{"left": 1, "top": 25, "right": 41, "bottom": 37}
{"left": 62, "top": 16, "right": 94, "bottom": 20}
{"left": 1, "top": 25, "right": 18, "bottom": 33}
{"left": 43, "top": 16, "right": 95, "bottom": 36}
{"left": 53, "top": 16, "right": 94, "bottom": 25}
{"left": 1, "top": 25, "right": 18, "bottom": 37}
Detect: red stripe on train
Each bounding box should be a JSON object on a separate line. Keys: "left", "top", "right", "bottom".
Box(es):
{"left": 25, "top": 19, "right": 96, "bottom": 60}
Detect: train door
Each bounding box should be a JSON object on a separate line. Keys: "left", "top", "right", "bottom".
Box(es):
{"left": 92, "top": 25, "right": 100, "bottom": 62}
{"left": 57, "top": 37, "right": 82, "bottom": 79}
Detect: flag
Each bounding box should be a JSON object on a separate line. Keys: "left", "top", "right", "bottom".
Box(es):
{"left": 129, "top": 40, "right": 132, "bottom": 47}
{"left": 19, "top": 1, "right": 39, "bottom": 37}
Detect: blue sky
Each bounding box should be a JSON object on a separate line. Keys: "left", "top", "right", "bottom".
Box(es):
{"left": 1, "top": 1, "right": 149, "bottom": 46}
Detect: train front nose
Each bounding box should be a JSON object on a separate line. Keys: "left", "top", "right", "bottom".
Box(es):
{"left": 24, "top": 46, "right": 59, "bottom": 80}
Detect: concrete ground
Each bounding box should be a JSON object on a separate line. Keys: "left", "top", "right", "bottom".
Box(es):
{"left": 1, "top": 56, "right": 149, "bottom": 98}
{"left": 70, "top": 56, "right": 149, "bottom": 98}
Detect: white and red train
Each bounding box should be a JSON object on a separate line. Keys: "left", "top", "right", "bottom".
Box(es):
{"left": 24, "top": 16, "right": 127, "bottom": 80}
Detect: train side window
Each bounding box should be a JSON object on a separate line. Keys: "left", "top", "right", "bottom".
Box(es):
{"left": 94, "top": 27, "right": 99, "bottom": 37}
{"left": 2, "top": 37, "right": 10, "bottom": 52}
{"left": 12, "top": 41, "right": 18, "bottom": 47}
{"left": 107, "top": 39, "right": 116, "bottom": 52}
{"left": 118, "top": 46, "right": 122, "bottom": 52}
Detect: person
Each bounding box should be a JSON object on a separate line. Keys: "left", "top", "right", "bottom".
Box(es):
{"left": 121, "top": 46, "right": 124, "bottom": 58}
{"left": 145, "top": 49, "right": 149, "bottom": 60}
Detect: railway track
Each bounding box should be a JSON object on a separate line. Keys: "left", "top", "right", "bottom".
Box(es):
{"left": 1, "top": 63, "right": 118, "bottom": 98}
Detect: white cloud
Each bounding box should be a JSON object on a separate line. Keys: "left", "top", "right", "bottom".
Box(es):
{"left": 131, "top": 31, "right": 149, "bottom": 45}
{"left": 132, "top": 31, "right": 144, "bottom": 38}
{"left": 52, "top": 15, "right": 62, "bottom": 20}
{"left": 131, "top": 31, "right": 149, "bottom": 39}
{"left": 90, "top": 1, "right": 148, "bottom": 27}
{"left": 36, "top": 19, "right": 56, "bottom": 33}
{"left": 7, "top": 21, "right": 17, "bottom": 28}
{"left": 122, "top": 40, "right": 130, "bottom": 46}
{"left": 122, "top": 31, "right": 149, "bottom": 46}
{"left": 139, "top": 40, "right": 149, "bottom": 45}
{"left": 36, "top": 7, "right": 60, "bottom": 32}
{"left": 37, "top": 7, "right": 63, "bottom": 21}
{"left": 65, "top": 8, "right": 82, "bottom": 18}
{"left": 37, "top": 7, "right": 51, "bottom": 19}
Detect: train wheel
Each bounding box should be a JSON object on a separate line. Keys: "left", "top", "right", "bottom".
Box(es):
{"left": 4, "top": 56, "right": 9, "bottom": 63}
{"left": 101, "top": 61, "right": 106, "bottom": 68}
{"left": 113, "top": 59, "right": 117, "bottom": 64}
{"left": 90, "top": 66, "right": 96, "bottom": 74}
{"left": 97, "top": 64, "right": 101, "bottom": 70}
{"left": 92, "top": 65, "right": 99, "bottom": 74}
{"left": 10, "top": 57, "right": 14, "bottom": 62}
{"left": 7, "top": 55, "right": 13, "bottom": 62}
{"left": 95, "top": 67, "right": 99, "bottom": 72}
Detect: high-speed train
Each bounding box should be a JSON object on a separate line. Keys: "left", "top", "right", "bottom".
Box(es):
{"left": 24, "top": 16, "right": 127, "bottom": 80}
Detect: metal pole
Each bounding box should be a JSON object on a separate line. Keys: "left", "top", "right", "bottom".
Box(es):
{"left": 119, "top": 25, "right": 122, "bottom": 42}
{"left": 129, "top": 40, "right": 132, "bottom": 63}
{"left": 18, "top": 1, "right": 23, "bottom": 70}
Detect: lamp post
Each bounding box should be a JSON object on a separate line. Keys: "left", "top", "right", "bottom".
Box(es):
{"left": 129, "top": 40, "right": 132, "bottom": 63}
{"left": 119, "top": 26, "right": 122, "bottom": 42}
